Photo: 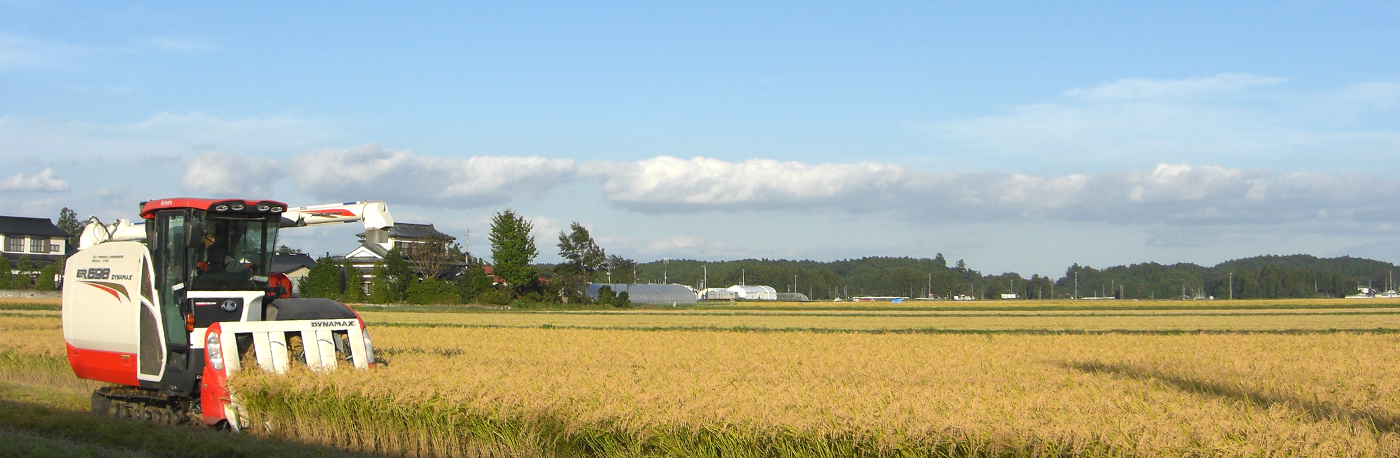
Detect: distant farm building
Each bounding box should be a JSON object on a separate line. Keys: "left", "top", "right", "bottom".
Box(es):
{"left": 727, "top": 285, "right": 778, "bottom": 300}
{"left": 775, "top": 292, "right": 810, "bottom": 302}
{"left": 588, "top": 283, "right": 698, "bottom": 305}
{"left": 699, "top": 287, "right": 736, "bottom": 301}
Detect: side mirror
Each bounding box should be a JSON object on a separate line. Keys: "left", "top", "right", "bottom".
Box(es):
{"left": 184, "top": 221, "right": 204, "bottom": 248}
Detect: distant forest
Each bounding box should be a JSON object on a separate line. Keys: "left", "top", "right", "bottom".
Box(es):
{"left": 566, "top": 254, "right": 1399, "bottom": 300}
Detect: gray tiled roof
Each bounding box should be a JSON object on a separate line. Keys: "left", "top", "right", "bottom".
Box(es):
{"left": 0, "top": 216, "right": 71, "bottom": 237}
{"left": 271, "top": 253, "right": 318, "bottom": 273}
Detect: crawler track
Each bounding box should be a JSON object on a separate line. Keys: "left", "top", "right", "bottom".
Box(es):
{"left": 92, "top": 386, "right": 201, "bottom": 426}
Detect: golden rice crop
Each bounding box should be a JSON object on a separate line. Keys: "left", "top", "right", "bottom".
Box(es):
{"left": 0, "top": 315, "right": 105, "bottom": 395}
{"left": 234, "top": 326, "right": 1400, "bottom": 457}
{"left": 7, "top": 307, "right": 1400, "bottom": 456}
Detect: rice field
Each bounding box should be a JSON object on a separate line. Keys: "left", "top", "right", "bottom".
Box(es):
{"left": 2, "top": 299, "right": 1400, "bottom": 456}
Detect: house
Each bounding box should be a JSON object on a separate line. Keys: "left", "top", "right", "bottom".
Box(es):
{"left": 338, "top": 223, "right": 459, "bottom": 291}
{"left": 271, "top": 253, "right": 318, "bottom": 296}
{"left": 0, "top": 216, "right": 72, "bottom": 267}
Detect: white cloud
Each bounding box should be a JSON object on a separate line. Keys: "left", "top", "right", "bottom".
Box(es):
{"left": 581, "top": 156, "right": 919, "bottom": 211}
{"left": 290, "top": 144, "right": 575, "bottom": 208}
{"left": 585, "top": 157, "right": 1400, "bottom": 228}
{"left": 0, "top": 168, "right": 69, "bottom": 192}
{"left": 152, "top": 145, "right": 1400, "bottom": 231}
{"left": 528, "top": 215, "right": 565, "bottom": 243}
{"left": 180, "top": 151, "right": 282, "bottom": 196}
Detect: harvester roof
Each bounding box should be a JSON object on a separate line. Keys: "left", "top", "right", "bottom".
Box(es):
{"left": 139, "top": 198, "right": 289, "bottom": 219}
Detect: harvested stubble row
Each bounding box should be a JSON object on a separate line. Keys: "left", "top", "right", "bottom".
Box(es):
{"left": 233, "top": 326, "right": 1400, "bottom": 457}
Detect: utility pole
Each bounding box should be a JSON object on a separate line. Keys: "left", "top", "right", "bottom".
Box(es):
{"left": 663, "top": 259, "right": 668, "bottom": 284}
{"left": 1074, "top": 271, "right": 1079, "bottom": 299}
{"left": 742, "top": 268, "right": 746, "bottom": 286}
{"left": 1228, "top": 272, "right": 1233, "bottom": 300}
{"left": 702, "top": 265, "right": 707, "bottom": 290}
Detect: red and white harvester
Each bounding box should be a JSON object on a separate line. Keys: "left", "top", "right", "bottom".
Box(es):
{"left": 63, "top": 198, "right": 392, "bottom": 430}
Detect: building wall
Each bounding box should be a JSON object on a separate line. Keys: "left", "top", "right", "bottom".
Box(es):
{"left": 1, "top": 234, "right": 65, "bottom": 256}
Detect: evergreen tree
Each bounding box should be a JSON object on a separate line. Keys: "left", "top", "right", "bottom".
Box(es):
{"left": 0, "top": 258, "right": 11, "bottom": 289}
{"left": 14, "top": 256, "right": 33, "bottom": 289}
{"left": 406, "top": 278, "right": 459, "bottom": 304}
{"left": 369, "top": 262, "right": 396, "bottom": 303}
{"left": 36, "top": 265, "right": 56, "bottom": 290}
{"left": 384, "top": 250, "right": 413, "bottom": 300}
{"left": 340, "top": 260, "right": 368, "bottom": 303}
{"left": 56, "top": 207, "right": 82, "bottom": 249}
{"left": 296, "top": 257, "right": 343, "bottom": 299}
{"left": 488, "top": 209, "right": 538, "bottom": 295}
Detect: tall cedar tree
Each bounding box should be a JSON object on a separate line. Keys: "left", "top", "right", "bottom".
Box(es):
{"left": 488, "top": 209, "right": 538, "bottom": 294}
{"left": 56, "top": 207, "right": 82, "bottom": 249}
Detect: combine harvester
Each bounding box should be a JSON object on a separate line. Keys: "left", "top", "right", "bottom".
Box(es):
{"left": 63, "top": 198, "right": 392, "bottom": 430}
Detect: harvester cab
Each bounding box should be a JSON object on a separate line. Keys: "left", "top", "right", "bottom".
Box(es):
{"left": 63, "top": 198, "right": 392, "bottom": 429}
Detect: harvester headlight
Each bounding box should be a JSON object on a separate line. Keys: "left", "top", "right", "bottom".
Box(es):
{"left": 214, "top": 205, "right": 229, "bottom": 211}
{"left": 271, "top": 206, "right": 284, "bottom": 212}
{"left": 206, "top": 333, "right": 224, "bottom": 371}
{"left": 230, "top": 204, "right": 245, "bottom": 211}
{"left": 257, "top": 204, "right": 270, "bottom": 211}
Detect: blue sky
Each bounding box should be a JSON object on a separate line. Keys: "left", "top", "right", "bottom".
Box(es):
{"left": 2, "top": 2, "right": 1399, "bottom": 276}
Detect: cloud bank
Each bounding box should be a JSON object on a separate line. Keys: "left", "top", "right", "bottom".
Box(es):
{"left": 182, "top": 147, "right": 1400, "bottom": 230}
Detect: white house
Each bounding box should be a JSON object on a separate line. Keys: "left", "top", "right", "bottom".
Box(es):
{"left": 338, "top": 223, "right": 458, "bottom": 291}
{"left": 0, "top": 216, "right": 71, "bottom": 268}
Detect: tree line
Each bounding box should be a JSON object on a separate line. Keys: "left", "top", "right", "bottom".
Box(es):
{"left": 627, "top": 254, "right": 1391, "bottom": 300}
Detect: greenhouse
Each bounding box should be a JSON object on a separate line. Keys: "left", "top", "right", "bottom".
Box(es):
{"left": 587, "top": 283, "right": 698, "bottom": 305}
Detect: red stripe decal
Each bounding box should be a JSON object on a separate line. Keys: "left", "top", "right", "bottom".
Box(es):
{"left": 84, "top": 282, "right": 122, "bottom": 300}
